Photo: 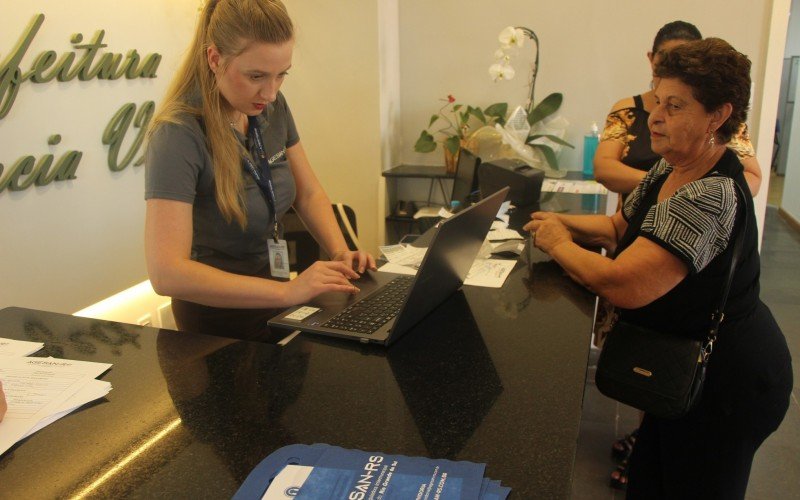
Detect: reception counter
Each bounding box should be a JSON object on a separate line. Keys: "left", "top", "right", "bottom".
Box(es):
{"left": 0, "top": 190, "right": 604, "bottom": 498}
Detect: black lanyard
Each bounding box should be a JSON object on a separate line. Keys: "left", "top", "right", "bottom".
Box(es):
{"left": 240, "top": 115, "right": 279, "bottom": 242}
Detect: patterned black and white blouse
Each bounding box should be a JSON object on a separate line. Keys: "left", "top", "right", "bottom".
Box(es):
{"left": 621, "top": 158, "right": 738, "bottom": 274}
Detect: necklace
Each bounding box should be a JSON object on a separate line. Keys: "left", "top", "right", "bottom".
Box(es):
{"left": 229, "top": 112, "right": 244, "bottom": 132}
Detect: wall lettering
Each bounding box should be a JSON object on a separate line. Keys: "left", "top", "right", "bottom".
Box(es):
{"left": 0, "top": 134, "right": 82, "bottom": 193}
{"left": 103, "top": 101, "right": 155, "bottom": 172}
{"left": 0, "top": 13, "right": 163, "bottom": 194}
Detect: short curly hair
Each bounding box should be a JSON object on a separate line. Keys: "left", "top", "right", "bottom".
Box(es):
{"left": 654, "top": 38, "right": 751, "bottom": 143}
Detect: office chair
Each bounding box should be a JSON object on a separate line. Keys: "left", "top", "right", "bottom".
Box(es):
{"left": 282, "top": 204, "right": 361, "bottom": 274}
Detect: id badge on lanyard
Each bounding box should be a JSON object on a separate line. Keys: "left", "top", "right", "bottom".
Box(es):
{"left": 240, "top": 115, "right": 289, "bottom": 278}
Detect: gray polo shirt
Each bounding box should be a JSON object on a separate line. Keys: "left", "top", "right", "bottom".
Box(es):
{"left": 145, "top": 92, "right": 299, "bottom": 277}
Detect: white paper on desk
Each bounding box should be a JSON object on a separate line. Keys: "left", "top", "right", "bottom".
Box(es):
{"left": 377, "top": 262, "right": 417, "bottom": 276}
{"left": 487, "top": 228, "right": 524, "bottom": 241}
{"left": 498, "top": 201, "right": 511, "bottom": 216}
{"left": 412, "top": 206, "right": 443, "bottom": 219}
{"left": 22, "top": 379, "right": 112, "bottom": 438}
{"left": 0, "top": 357, "right": 112, "bottom": 455}
{"left": 378, "top": 258, "right": 516, "bottom": 288}
{"left": 379, "top": 244, "right": 427, "bottom": 268}
{"left": 542, "top": 179, "right": 608, "bottom": 194}
{"left": 0, "top": 338, "right": 43, "bottom": 357}
{"left": 465, "top": 259, "right": 516, "bottom": 288}
{"left": 490, "top": 220, "right": 508, "bottom": 231}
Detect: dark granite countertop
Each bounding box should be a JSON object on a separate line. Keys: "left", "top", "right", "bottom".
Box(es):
{"left": 0, "top": 191, "right": 604, "bottom": 498}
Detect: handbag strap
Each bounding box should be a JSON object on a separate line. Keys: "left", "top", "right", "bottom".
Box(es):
{"left": 704, "top": 179, "right": 749, "bottom": 355}
{"left": 624, "top": 166, "right": 749, "bottom": 358}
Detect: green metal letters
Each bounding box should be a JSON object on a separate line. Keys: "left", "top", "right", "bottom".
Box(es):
{"left": 0, "top": 13, "right": 163, "bottom": 194}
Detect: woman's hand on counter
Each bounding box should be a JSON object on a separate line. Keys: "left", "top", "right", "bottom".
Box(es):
{"left": 524, "top": 212, "right": 573, "bottom": 254}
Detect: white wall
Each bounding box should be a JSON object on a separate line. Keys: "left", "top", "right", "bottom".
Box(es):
{"left": 397, "top": 0, "right": 769, "bottom": 170}
{"left": 281, "top": 0, "right": 382, "bottom": 258}
{"left": 0, "top": 0, "right": 198, "bottom": 314}
{"left": 781, "top": 0, "right": 800, "bottom": 222}
{"left": 782, "top": 74, "right": 800, "bottom": 220}
{"left": 786, "top": 0, "right": 800, "bottom": 55}
{"left": 396, "top": 0, "right": 781, "bottom": 239}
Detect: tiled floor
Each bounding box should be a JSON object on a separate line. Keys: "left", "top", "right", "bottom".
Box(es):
{"left": 570, "top": 206, "right": 800, "bottom": 499}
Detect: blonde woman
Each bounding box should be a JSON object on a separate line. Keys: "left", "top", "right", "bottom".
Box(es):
{"left": 145, "top": 0, "right": 375, "bottom": 340}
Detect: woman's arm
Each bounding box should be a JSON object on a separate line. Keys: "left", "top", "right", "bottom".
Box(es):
{"left": 145, "top": 199, "right": 361, "bottom": 308}
{"left": 741, "top": 156, "right": 762, "bottom": 196}
{"left": 592, "top": 99, "right": 648, "bottom": 195}
{"left": 593, "top": 140, "right": 647, "bottom": 194}
{"left": 728, "top": 124, "right": 762, "bottom": 196}
{"left": 532, "top": 217, "right": 688, "bottom": 309}
{"left": 525, "top": 210, "right": 628, "bottom": 254}
{"left": 287, "top": 142, "right": 376, "bottom": 272}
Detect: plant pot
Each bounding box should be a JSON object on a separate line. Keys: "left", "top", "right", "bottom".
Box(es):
{"left": 443, "top": 139, "right": 471, "bottom": 174}
{"left": 443, "top": 147, "right": 459, "bottom": 174}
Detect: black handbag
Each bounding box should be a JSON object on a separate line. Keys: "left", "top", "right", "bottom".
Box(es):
{"left": 595, "top": 180, "right": 748, "bottom": 419}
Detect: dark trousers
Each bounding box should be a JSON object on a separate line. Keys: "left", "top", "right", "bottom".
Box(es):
{"left": 626, "top": 361, "right": 792, "bottom": 499}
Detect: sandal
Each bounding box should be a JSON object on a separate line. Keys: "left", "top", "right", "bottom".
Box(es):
{"left": 609, "top": 458, "right": 630, "bottom": 490}
{"left": 611, "top": 429, "right": 638, "bottom": 461}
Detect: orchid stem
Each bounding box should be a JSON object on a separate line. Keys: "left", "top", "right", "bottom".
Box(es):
{"left": 516, "top": 26, "right": 539, "bottom": 115}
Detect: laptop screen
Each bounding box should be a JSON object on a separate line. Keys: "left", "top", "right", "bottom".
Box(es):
{"left": 451, "top": 148, "right": 480, "bottom": 206}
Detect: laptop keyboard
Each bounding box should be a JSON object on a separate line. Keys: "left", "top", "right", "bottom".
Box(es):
{"left": 322, "top": 276, "right": 414, "bottom": 334}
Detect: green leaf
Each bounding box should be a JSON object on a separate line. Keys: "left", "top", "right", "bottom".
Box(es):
{"left": 414, "top": 130, "right": 437, "bottom": 153}
{"left": 459, "top": 111, "right": 469, "bottom": 127}
{"left": 469, "top": 107, "right": 487, "bottom": 123}
{"left": 453, "top": 104, "right": 463, "bottom": 112}
{"left": 528, "top": 93, "right": 563, "bottom": 126}
{"left": 532, "top": 144, "right": 560, "bottom": 170}
{"left": 527, "top": 134, "right": 575, "bottom": 148}
{"left": 428, "top": 114, "right": 438, "bottom": 127}
{"left": 484, "top": 102, "right": 508, "bottom": 124}
{"left": 444, "top": 135, "right": 461, "bottom": 155}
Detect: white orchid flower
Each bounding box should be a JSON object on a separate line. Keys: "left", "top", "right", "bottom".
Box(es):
{"left": 498, "top": 26, "right": 525, "bottom": 49}
{"left": 489, "top": 62, "right": 515, "bottom": 82}
{"left": 494, "top": 48, "right": 506, "bottom": 59}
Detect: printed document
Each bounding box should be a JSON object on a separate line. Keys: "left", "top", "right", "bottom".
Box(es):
{"left": 0, "top": 357, "right": 112, "bottom": 456}
{"left": 0, "top": 338, "right": 43, "bottom": 357}
{"left": 542, "top": 179, "right": 608, "bottom": 194}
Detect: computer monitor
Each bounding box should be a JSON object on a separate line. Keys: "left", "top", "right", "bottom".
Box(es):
{"left": 451, "top": 148, "right": 481, "bottom": 206}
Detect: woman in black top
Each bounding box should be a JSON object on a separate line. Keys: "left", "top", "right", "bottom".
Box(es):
{"left": 592, "top": 21, "right": 764, "bottom": 489}
{"left": 525, "top": 38, "right": 791, "bottom": 498}
{"left": 593, "top": 21, "right": 762, "bottom": 199}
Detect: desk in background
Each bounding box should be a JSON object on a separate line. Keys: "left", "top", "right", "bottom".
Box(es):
{"left": 0, "top": 191, "right": 603, "bottom": 499}
{"left": 382, "top": 165, "right": 454, "bottom": 243}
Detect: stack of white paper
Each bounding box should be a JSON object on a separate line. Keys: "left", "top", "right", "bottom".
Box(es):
{"left": 0, "top": 341, "right": 112, "bottom": 456}
{"left": 0, "top": 338, "right": 43, "bottom": 357}
{"left": 377, "top": 200, "right": 520, "bottom": 288}
{"left": 542, "top": 178, "right": 609, "bottom": 194}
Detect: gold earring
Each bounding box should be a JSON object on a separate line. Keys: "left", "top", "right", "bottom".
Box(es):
{"left": 708, "top": 132, "right": 715, "bottom": 147}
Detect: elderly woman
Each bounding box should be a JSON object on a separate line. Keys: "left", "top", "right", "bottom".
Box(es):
{"left": 593, "top": 21, "right": 762, "bottom": 200}
{"left": 524, "top": 38, "right": 792, "bottom": 498}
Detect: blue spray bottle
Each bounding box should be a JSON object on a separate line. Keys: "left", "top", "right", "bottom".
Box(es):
{"left": 582, "top": 122, "right": 600, "bottom": 177}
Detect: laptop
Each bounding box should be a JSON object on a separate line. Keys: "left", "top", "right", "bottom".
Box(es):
{"left": 268, "top": 186, "right": 509, "bottom": 345}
